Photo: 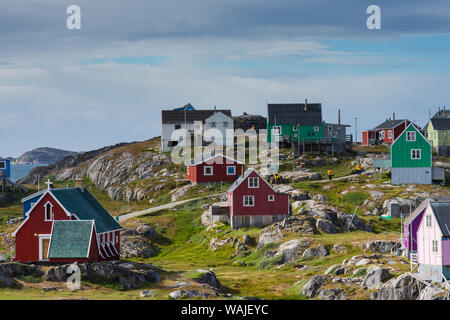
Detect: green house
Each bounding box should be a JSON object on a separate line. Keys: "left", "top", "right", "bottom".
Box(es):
{"left": 426, "top": 117, "right": 450, "bottom": 157}
{"left": 375, "top": 123, "right": 433, "bottom": 184}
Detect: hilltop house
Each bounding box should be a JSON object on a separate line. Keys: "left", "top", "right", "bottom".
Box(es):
{"left": 161, "top": 104, "right": 232, "bottom": 152}
{"left": 233, "top": 113, "right": 267, "bottom": 133}
{"left": 362, "top": 115, "right": 415, "bottom": 146}
{"left": 186, "top": 154, "right": 243, "bottom": 184}
{"left": 267, "top": 100, "right": 351, "bottom": 154}
{"left": 415, "top": 200, "right": 450, "bottom": 281}
{"left": 226, "top": 168, "right": 290, "bottom": 229}
{"left": 0, "top": 159, "right": 11, "bottom": 179}
{"left": 204, "top": 111, "right": 234, "bottom": 146}
{"left": 13, "top": 181, "right": 123, "bottom": 263}
{"left": 425, "top": 108, "right": 450, "bottom": 156}
{"left": 373, "top": 123, "right": 445, "bottom": 185}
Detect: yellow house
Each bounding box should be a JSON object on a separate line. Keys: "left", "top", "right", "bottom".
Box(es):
{"left": 426, "top": 114, "right": 450, "bottom": 157}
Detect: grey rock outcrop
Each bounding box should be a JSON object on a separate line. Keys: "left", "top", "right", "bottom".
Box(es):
{"left": 371, "top": 273, "right": 426, "bottom": 300}
{"left": 361, "top": 266, "right": 391, "bottom": 289}
{"left": 301, "top": 275, "right": 330, "bottom": 298}
{"left": 276, "top": 239, "right": 312, "bottom": 263}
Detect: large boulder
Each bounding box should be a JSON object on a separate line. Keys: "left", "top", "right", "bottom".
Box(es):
{"left": 316, "top": 219, "right": 336, "bottom": 234}
{"left": 302, "top": 245, "right": 329, "bottom": 258}
{"left": 188, "top": 269, "right": 222, "bottom": 290}
{"left": 0, "top": 262, "right": 44, "bottom": 288}
{"left": 361, "top": 266, "right": 391, "bottom": 289}
{"left": 301, "top": 275, "right": 330, "bottom": 298}
{"left": 317, "top": 288, "right": 345, "bottom": 300}
{"left": 210, "top": 237, "right": 234, "bottom": 250}
{"left": 45, "top": 261, "right": 161, "bottom": 290}
{"left": 276, "top": 239, "right": 312, "bottom": 263}
{"left": 361, "top": 240, "right": 398, "bottom": 254}
{"left": 201, "top": 209, "right": 229, "bottom": 227}
{"left": 371, "top": 273, "right": 427, "bottom": 300}
{"left": 257, "top": 229, "right": 283, "bottom": 249}
{"left": 120, "top": 237, "right": 155, "bottom": 258}
{"left": 136, "top": 224, "right": 158, "bottom": 239}
{"left": 418, "top": 285, "right": 447, "bottom": 300}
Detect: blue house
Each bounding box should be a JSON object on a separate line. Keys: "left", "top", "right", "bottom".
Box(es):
{"left": 0, "top": 159, "right": 11, "bottom": 179}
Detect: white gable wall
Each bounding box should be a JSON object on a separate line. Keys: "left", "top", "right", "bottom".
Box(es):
{"left": 204, "top": 112, "right": 234, "bottom": 146}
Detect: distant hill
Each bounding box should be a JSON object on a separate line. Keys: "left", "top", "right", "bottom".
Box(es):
{"left": 13, "top": 147, "right": 79, "bottom": 165}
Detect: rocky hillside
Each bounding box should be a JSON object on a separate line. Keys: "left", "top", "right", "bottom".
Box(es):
{"left": 13, "top": 147, "right": 79, "bottom": 165}
{"left": 18, "top": 137, "right": 179, "bottom": 201}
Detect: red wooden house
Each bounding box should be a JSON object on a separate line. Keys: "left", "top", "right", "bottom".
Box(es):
{"left": 226, "top": 168, "right": 290, "bottom": 229}
{"left": 13, "top": 185, "right": 123, "bottom": 263}
{"left": 186, "top": 154, "right": 244, "bottom": 184}
{"left": 362, "top": 117, "right": 419, "bottom": 146}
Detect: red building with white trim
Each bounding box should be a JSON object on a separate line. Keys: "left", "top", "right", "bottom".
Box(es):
{"left": 186, "top": 154, "right": 244, "bottom": 184}
{"left": 226, "top": 168, "right": 290, "bottom": 229}
{"left": 362, "top": 117, "right": 420, "bottom": 146}
{"left": 13, "top": 185, "right": 123, "bottom": 263}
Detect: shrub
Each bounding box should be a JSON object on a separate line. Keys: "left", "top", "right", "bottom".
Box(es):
{"left": 341, "top": 192, "right": 369, "bottom": 205}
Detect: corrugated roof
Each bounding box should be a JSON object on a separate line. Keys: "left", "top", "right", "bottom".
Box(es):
{"left": 48, "top": 220, "right": 93, "bottom": 259}
{"left": 161, "top": 109, "right": 232, "bottom": 124}
{"left": 430, "top": 118, "right": 450, "bottom": 130}
{"left": 267, "top": 103, "right": 322, "bottom": 125}
{"left": 51, "top": 188, "right": 122, "bottom": 233}
{"left": 374, "top": 119, "right": 407, "bottom": 130}
{"left": 430, "top": 202, "right": 450, "bottom": 236}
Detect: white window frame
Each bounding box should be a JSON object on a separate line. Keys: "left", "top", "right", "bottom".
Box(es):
{"left": 268, "top": 195, "right": 275, "bottom": 202}
{"left": 248, "top": 177, "right": 259, "bottom": 188}
{"left": 210, "top": 122, "right": 217, "bottom": 128}
{"left": 388, "top": 130, "right": 392, "bottom": 139}
{"left": 44, "top": 202, "right": 53, "bottom": 221}
{"left": 227, "top": 166, "right": 236, "bottom": 175}
{"left": 223, "top": 122, "right": 229, "bottom": 127}
{"left": 272, "top": 126, "right": 281, "bottom": 136}
{"left": 411, "top": 149, "right": 421, "bottom": 160}
{"left": 38, "top": 234, "right": 51, "bottom": 261}
{"left": 432, "top": 240, "right": 438, "bottom": 253}
{"left": 426, "top": 215, "right": 431, "bottom": 227}
{"left": 243, "top": 195, "right": 255, "bottom": 207}
{"left": 292, "top": 125, "right": 298, "bottom": 131}
{"left": 204, "top": 166, "right": 213, "bottom": 176}
{"left": 0, "top": 161, "right": 5, "bottom": 169}
{"left": 406, "top": 131, "right": 416, "bottom": 142}
{"left": 314, "top": 126, "right": 320, "bottom": 132}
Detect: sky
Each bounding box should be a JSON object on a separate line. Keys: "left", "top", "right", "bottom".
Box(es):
{"left": 1, "top": 0, "right": 450, "bottom": 157}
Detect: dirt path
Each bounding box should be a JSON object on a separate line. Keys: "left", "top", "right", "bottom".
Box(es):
{"left": 119, "top": 193, "right": 222, "bottom": 222}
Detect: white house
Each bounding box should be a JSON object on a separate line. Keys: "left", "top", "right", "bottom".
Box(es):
{"left": 161, "top": 107, "right": 232, "bottom": 152}
{"left": 204, "top": 111, "right": 234, "bottom": 147}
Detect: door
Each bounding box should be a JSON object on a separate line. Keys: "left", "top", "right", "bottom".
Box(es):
{"left": 40, "top": 238, "right": 50, "bottom": 260}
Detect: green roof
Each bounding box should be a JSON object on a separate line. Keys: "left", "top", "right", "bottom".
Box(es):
{"left": 48, "top": 220, "right": 93, "bottom": 259}
{"left": 50, "top": 188, "right": 122, "bottom": 233}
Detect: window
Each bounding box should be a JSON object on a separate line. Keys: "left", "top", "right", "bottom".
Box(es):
{"left": 268, "top": 195, "right": 275, "bottom": 201}
{"left": 380, "top": 131, "right": 385, "bottom": 139}
{"left": 432, "top": 240, "right": 438, "bottom": 253}
{"left": 426, "top": 215, "right": 431, "bottom": 227}
{"left": 223, "top": 122, "right": 229, "bottom": 127}
{"left": 243, "top": 195, "right": 254, "bottom": 207}
{"left": 227, "top": 166, "right": 236, "bottom": 175}
{"left": 175, "top": 124, "right": 181, "bottom": 129}
{"left": 272, "top": 126, "right": 281, "bottom": 135}
{"left": 314, "top": 126, "right": 319, "bottom": 132}
{"left": 44, "top": 202, "right": 53, "bottom": 221}
{"left": 293, "top": 126, "right": 298, "bottom": 131}
{"left": 411, "top": 149, "right": 421, "bottom": 160}
{"left": 407, "top": 131, "right": 416, "bottom": 141}
{"left": 0, "top": 161, "right": 5, "bottom": 169}
{"left": 204, "top": 166, "right": 213, "bottom": 175}
{"left": 210, "top": 122, "right": 217, "bottom": 127}
{"left": 388, "top": 130, "right": 392, "bottom": 139}
{"left": 248, "top": 177, "right": 259, "bottom": 188}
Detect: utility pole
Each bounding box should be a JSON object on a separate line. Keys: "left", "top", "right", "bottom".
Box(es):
{"left": 354, "top": 116, "right": 358, "bottom": 144}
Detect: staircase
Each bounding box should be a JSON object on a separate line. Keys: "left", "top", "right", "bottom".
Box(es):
{"left": 410, "top": 253, "right": 418, "bottom": 272}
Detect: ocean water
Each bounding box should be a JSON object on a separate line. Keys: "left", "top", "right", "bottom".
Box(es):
{"left": 10, "top": 164, "right": 44, "bottom": 183}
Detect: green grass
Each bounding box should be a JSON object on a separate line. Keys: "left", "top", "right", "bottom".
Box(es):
{"left": 341, "top": 192, "right": 369, "bottom": 206}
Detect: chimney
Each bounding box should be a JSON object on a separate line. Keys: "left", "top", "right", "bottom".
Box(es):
{"left": 304, "top": 99, "right": 308, "bottom": 111}
{"left": 338, "top": 109, "right": 341, "bottom": 125}
{"left": 439, "top": 107, "right": 441, "bottom": 115}
{"left": 74, "top": 178, "right": 84, "bottom": 191}
{"left": 393, "top": 112, "right": 395, "bottom": 122}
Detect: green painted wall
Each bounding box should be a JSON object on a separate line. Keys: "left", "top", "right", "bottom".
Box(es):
{"left": 392, "top": 125, "right": 431, "bottom": 168}
{"left": 267, "top": 123, "right": 325, "bottom": 143}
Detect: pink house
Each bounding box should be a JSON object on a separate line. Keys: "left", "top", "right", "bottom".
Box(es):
{"left": 416, "top": 200, "right": 450, "bottom": 281}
